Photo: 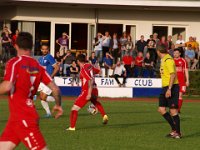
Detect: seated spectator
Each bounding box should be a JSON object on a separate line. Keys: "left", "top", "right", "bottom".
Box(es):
{"left": 89, "top": 52, "right": 98, "bottom": 65}
{"left": 134, "top": 52, "right": 143, "bottom": 77}
{"left": 143, "top": 52, "right": 154, "bottom": 78}
{"left": 110, "top": 33, "right": 119, "bottom": 64}
{"left": 113, "top": 60, "right": 126, "bottom": 87}
{"left": 70, "top": 60, "right": 80, "bottom": 86}
{"left": 185, "top": 44, "right": 198, "bottom": 70}
{"left": 55, "top": 51, "right": 64, "bottom": 76}
{"left": 122, "top": 52, "right": 134, "bottom": 77}
{"left": 103, "top": 52, "right": 114, "bottom": 77}
{"left": 168, "top": 44, "right": 175, "bottom": 58}
{"left": 185, "top": 36, "right": 196, "bottom": 50}
{"left": 62, "top": 50, "right": 75, "bottom": 76}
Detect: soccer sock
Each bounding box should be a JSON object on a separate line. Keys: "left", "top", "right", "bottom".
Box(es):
{"left": 172, "top": 114, "right": 181, "bottom": 134}
{"left": 178, "top": 99, "right": 183, "bottom": 112}
{"left": 41, "top": 100, "right": 51, "bottom": 115}
{"left": 46, "top": 96, "right": 55, "bottom": 102}
{"left": 94, "top": 101, "right": 106, "bottom": 117}
{"left": 162, "top": 112, "right": 176, "bottom": 131}
{"left": 70, "top": 110, "right": 78, "bottom": 128}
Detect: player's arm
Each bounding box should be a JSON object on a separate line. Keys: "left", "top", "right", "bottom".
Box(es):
{"left": 0, "top": 81, "right": 13, "bottom": 94}
{"left": 51, "top": 64, "right": 59, "bottom": 78}
{"left": 86, "top": 79, "right": 93, "bottom": 101}
{"left": 47, "top": 81, "right": 61, "bottom": 106}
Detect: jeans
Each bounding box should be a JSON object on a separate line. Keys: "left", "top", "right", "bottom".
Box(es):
{"left": 95, "top": 50, "right": 103, "bottom": 64}
{"left": 114, "top": 74, "right": 126, "bottom": 85}
{"left": 63, "top": 64, "right": 71, "bottom": 76}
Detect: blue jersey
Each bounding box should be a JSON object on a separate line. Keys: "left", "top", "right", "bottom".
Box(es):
{"left": 38, "top": 54, "right": 56, "bottom": 75}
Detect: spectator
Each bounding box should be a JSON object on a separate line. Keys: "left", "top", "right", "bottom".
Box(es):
{"left": 103, "top": 52, "right": 113, "bottom": 77}
{"left": 143, "top": 52, "right": 154, "bottom": 78}
{"left": 93, "top": 32, "right": 103, "bottom": 64}
{"left": 167, "top": 35, "right": 173, "bottom": 50}
{"left": 158, "top": 36, "right": 169, "bottom": 50}
{"left": 113, "top": 60, "right": 126, "bottom": 87}
{"left": 102, "top": 31, "right": 111, "bottom": 58}
{"left": 62, "top": 50, "right": 75, "bottom": 76}
{"left": 175, "top": 35, "right": 185, "bottom": 57}
{"left": 134, "top": 52, "right": 143, "bottom": 77}
{"left": 153, "top": 33, "right": 160, "bottom": 45}
{"left": 125, "top": 35, "right": 134, "bottom": 56}
{"left": 55, "top": 51, "right": 64, "bottom": 76}
{"left": 89, "top": 52, "right": 98, "bottom": 65}
{"left": 193, "top": 37, "right": 199, "bottom": 51}
{"left": 185, "top": 36, "right": 196, "bottom": 50}
{"left": 110, "top": 33, "right": 119, "bottom": 64}
{"left": 168, "top": 44, "right": 175, "bottom": 58}
{"left": 122, "top": 52, "right": 134, "bottom": 77}
{"left": 1, "top": 31, "right": 12, "bottom": 62}
{"left": 135, "top": 35, "right": 147, "bottom": 54}
{"left": 120, "top": 31, "right": 128, "bottom": 58}
{"left": 56, "top": 32, "right": 70, "bottom": 56}
{"left": 12, "top": 29, "right": 19, "bottom": 47}
{"left": 70, "top": 60, "right": 80, "bottom": 86}
{"left": 185, "top": 44, "right": 198, "bottom": 70}
{"left": 147, "top": 35, "right": 156, "bottom": 62}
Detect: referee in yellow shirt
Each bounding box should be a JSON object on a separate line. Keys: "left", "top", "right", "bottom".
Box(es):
{"left": 157, "top": 45, "right": 181, "bottom": 139}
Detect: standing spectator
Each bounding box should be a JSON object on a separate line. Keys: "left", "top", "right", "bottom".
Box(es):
{"left": 185, "top": 44, "right": 198, "bottom": 70}
{"left": 110, "top": 33, "right": 119, "bottom": 64}
{"left": 93, "top": 33, "right": 103, "bottom": 64}
{"left": 12, "top": 29, "right": 19, "bottom": 47}
{"left": 134, "top": 52, "right": 143, "bottom": 77}
{"left": 185, "top": 36, "right": 196, "bottom": 50}
{"left": 120, "top": 31, "right": 128, "bottom": 58}
{"left": 167, "top": 35, "right": 173, "bottom": 50}
{"left": 193, "top": 37, "right": 199, "bottom": 51}
{"left": 103, "top": 52, "right": 113, "bottom": 77}
{"left": 62, "top": 50, "right": 75, "bottom": 76}
{"left": 102, "top": 31, "right": 111, "bottom": 58}
{"left": 153, "top": 33, "right": 160, "bottom": 45}
{"left": 169, "top": 44, "right": 175, "bottom": 58}
{"left": 1, "top": 31, "right": 12, "bottom": 62}
{"left": 55, "top": 51, "right": 64, "bottom": 76}
{"left": 122, "top": 52, "right": 134, "bottom": 77}
{"left": 158, "top": 36, "right": 169, "bottom": 50}
{"left": 56, "top": 32, "right": 70, "bottom": 56}
{"left": 70, "top": 60, "right": 80, "bottom": 86}
{"left": 193, "top": 37, "right": 200, "bottom": 68}
{"left": 135, "top": 35, "right": 147, "bottom": 55}
{"left": 89, "top": 52, "right": 98, "bottom": 65}
{"left": 147, "top": 35, "right": 156, "bottom": 62}
{"left": 175, "top": 35, "right": 185, "bottom": 57}
{"left": 143, "top": 52, "right": 154, "bottom": 78}
{"left": 113, "top": 60, "right": 126, "bottom": 87}
{"left": 125, "top": 35, "right": 134, "bottom": 56}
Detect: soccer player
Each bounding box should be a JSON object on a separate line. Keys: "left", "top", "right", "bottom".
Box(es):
{"left": 174, "top": 48, "right": 189, "bottom": 113}
{"left": 156, "top": 45, "right": 181, "bottom": 139}
{"left": 66, "top": 54, "right": 108, "bottom": 131}
{"left": 38, "top": 44, "right": 59, "bottom": 117}
{"left": 0, "top": 32, "right": 63, "bottom": 150}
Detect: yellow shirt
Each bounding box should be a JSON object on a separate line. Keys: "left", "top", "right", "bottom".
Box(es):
{"left": 160, "top": 54, "right": 178, "bottom": 87}
{"left": 185, "top": 41, "right": 196, "bottom": 49}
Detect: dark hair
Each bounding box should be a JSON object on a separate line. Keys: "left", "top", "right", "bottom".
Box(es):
{"left": 77, "top": 54, "right": 86, "bottom": 63}
{"left": 156, "top": 44, "right": 167, "bottom": 53}
{"left": 16, "top": 32, "right": 33, "bottom": 50}
{"left": 41, "top": 43, "right": 49, "bottom": 49}
{"left": 174, "top": 48, "right": 181, "bottom": 53}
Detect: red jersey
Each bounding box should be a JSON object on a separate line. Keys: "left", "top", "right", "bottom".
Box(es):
{"left": 174, "top": 57, "right": 188, "bottom": 85}
{"left": 4, "top": 55, "right": 52, "bottom": 121}
{"left": 80, "top": 63, "right": 100, "bottom": 92}
{"left": 122, "top": 56, "right": 134, "bottom": 65}
{"left": 135, "top": 56, "right": 143, "bottom": 67}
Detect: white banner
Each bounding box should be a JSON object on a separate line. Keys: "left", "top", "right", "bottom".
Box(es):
{"left": 54, "top": 77, "right": 162, "bottom": 88}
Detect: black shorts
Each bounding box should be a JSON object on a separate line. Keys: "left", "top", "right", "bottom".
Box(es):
{"left": 159, "top": 84, "right": 179, "bottom": 109}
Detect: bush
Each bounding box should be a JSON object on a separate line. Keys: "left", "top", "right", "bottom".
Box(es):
{"left": 187, "top": 70, "right": 200, "bottom": 95}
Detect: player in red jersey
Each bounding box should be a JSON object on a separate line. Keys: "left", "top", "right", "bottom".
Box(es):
{"left": 66, "top": 54, "right": 108, "bottom": 131}
{"left": 174, "top": 48, "right": 189, "bottom": 113}
{"left": 0, "top": 32, "right": 63, "bottom": 150}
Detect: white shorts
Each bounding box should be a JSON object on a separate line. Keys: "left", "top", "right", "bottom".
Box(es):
{"left": 38, "top": 82, "right": 52, "bottom": 95}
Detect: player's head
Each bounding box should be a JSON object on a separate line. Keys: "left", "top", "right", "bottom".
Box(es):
{"left": 173, "top": 48, "right": 181, "bottom": 59}
{"left": 41, "top": 44, "right": 49, "bottom": 55}
{"left": 77, "top": 54, "right": 86, "bottom": 65}
{"left": 15, "top": 32, "right": 33, "bottom": 51}
{"left": 156, "top": 44, "right": 167, "bottom": 58}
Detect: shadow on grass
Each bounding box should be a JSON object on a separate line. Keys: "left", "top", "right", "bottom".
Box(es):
{"left": 183, "top": 131, "right": 200, "bottom": 139}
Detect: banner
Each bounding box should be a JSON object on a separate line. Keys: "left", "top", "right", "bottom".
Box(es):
{"left": 54, "top": 77, "right": 162, "bottom": 88}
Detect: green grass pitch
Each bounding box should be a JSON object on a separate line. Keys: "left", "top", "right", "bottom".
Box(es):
{"left": 0, "top": 98, "right": 200, "bottom": 150}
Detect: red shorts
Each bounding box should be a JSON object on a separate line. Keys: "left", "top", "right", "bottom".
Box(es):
{"left": 179, "top": 85, "right": 186, "bottom": 93}
{"left": 0, "top": 119, "right": 46, "bottom": 150}
{"left": 74, "top": 88, "right": 98, "bottom": 108}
